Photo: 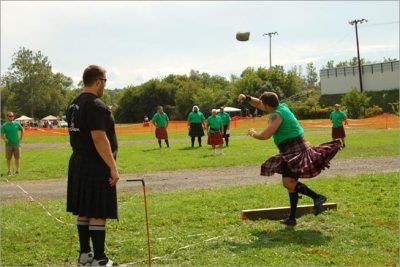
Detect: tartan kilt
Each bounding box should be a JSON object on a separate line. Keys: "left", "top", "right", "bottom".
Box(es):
{"left": 332, "top": 126, "right": 346, "bottom": 139}
{"left": 222, "top": 125, "right": 230, "bottom": 138}
{"left": 260, "top": 136, "right": 342, "bottom": 178}
{"left": 207, "top": 132, "right": 224, "bottom": 145}
{"left": 67, "top": 153, "right": 118, "bottom": 219}
{"left": 189, "top": 123, "right": 205, "bottom": 137}
{"left": 155, "top": 127, "right": 168, "bottom": 139}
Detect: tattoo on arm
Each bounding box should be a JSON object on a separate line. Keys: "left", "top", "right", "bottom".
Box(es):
{"left": 269, "top": 113, "right": 278, "bottom": 123}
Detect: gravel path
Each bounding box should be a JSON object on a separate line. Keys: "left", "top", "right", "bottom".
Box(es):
{"left": 1, "top": 155, "right": 398, "bottom": 201}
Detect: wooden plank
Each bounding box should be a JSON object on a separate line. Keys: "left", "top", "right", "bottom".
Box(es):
{"left": 242, "top": 203, "right": 337, "bottom": 221}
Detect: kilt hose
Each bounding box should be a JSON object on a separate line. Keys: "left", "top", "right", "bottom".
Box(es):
{"left": 261, "top": 136, "right": 342, "bottom": 178}
{"left": 155, "top": 127, "right": 168, "bottom": 140}
{"left": 332, "top": 126, "right": 346, "bottom": 139}
{"left": 207, "top": 132, "right": 223, "bottom": 145}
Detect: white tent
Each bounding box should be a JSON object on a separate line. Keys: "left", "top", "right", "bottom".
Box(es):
{"left": 41, "top": 115, "right": 58, "bottom": 121}
{"left": 15, "top": 115, "right": 34, "bottom": 125}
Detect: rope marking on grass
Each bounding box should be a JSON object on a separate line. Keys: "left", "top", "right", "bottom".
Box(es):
{"left": 122, "top": 234, "right": 227, "bottom": 266}
{"left": 1, "top": 177, "right": 73, "bottom": 226}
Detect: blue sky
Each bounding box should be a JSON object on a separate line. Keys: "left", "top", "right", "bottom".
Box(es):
{"left": 1, "top": 1, "right": 399, "bottom": 89}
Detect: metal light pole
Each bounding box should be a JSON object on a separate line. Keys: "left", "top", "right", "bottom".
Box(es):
{"left": 349, "top": 18, "right": 368, "bottom": 92}
{"left": 262, "top": 32, "right": 278, "bottom": 68}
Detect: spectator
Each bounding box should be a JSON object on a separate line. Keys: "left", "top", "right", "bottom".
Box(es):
{"left": 1, "top": 112, "right": 24, "bottom": 175}
{"left": 151, "top": 105, "right": 170, "bottom": 148}
{"left": 206, "top": 109, "right": 224, "bottom": 156}
{"left": 187, "top": 105, "right": 206, "bottom": 147}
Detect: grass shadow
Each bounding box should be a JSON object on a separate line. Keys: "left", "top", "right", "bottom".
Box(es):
{"left": 178, "top": 146, "right": 203, "bottom": 151}
{"left": 141, "top": 148, "right": 162, "bottom": 152}
{"left": 226, "top": 228, "right": 332, "bottom": 251}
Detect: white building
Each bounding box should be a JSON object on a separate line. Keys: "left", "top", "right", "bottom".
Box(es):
{"left": 320, "top": 61, "right": 399, "bottom": 95}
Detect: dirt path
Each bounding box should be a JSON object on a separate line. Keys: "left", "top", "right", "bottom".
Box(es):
{"left": 1, "top": 155, "right": 398, "bottom": 201}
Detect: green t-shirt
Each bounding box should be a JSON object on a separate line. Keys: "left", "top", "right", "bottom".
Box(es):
{"left": 217, "top": 112, "right": 231, "bottom": 126}
{"left": 273, "top": 103, "right": 304, "bottom": 145}
{"left": 330, "top": 110, "right": 347, "bottom": 128}
{"left": 187, "top": 111, "right": 205, "bottom": 123}
{"left": 1, "top": 121, "right": 23, "bottom": 146}
{"left": 207, "top": 116, "right": 222, "bottom": 133}
{"left": 152, "top": 112, "right": 169, "bottom": 127}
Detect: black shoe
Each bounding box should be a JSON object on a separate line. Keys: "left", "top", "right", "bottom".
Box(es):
{"left": 280, "top": 217, "right": 297, "bottom": 226}
{"left": 314, "top": 195, "right": 327, "bottom": 215}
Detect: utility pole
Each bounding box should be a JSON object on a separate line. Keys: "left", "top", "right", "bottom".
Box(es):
{"left": 349, "top": 18, "right": 368, "bottom": 92}
{"left": 262, "top": 32, "right": 278, "bottom": 68}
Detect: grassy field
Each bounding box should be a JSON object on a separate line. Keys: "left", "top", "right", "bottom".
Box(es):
{"left": 0, "top": 172, "right": 398, "bottom": 266}
{"left": 1, "top": 126, "right": 399, "bottom": 266}
{"left": 0, "top": 128, "right": 399, "bottom": 180}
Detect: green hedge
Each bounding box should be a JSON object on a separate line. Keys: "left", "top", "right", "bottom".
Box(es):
{"left": 320, "top": 89, "right": 399, "bottom": 113}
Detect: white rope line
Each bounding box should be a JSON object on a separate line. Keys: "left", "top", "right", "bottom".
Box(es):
{"left": 122, "top": 234, "right": 227, "bottom": 266}
{"left": 1, "top": 177, "right": 73, "bottom": 226}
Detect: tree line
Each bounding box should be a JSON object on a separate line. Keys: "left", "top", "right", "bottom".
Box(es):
{"left": 1, "top": 47, "right": 397, "bottom": 122}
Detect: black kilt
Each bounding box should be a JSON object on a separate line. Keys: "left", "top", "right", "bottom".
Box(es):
{"left": 222, "top": 125, "right": 230, "bottom": 138}
{"left": 189, "top": 123, "right": 205, "bottom": 137}
{"left": 67, "top": 153, "right": 118, "bottom": 219}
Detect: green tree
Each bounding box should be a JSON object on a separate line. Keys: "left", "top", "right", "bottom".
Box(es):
{"left": 1, "top": 47, "right": 72, "bottom": 119}
{"left": 383, "top": 57, "right": 398, "bottom": 62}
{"left": 305, "top": 62, "right": 318, "bottom": 88}
{"left": 341, "top": 88, "right": 371, "bottom": 118}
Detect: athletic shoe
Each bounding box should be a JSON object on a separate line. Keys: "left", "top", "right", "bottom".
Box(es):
{"left": 78, "top": 251, "right": 94, "bottom": 266}
{"left": 314, "top": 195, "right": 327, "bottom": 215}
{"left": 279, "top": 217, "right": 297, "bottom": 227}
{"left": 91, "top": 257, "right": 117, "bottom": 266}
{"left": 7, "top": 171, "right": 11, "bottom": 176}
{"left": 15, "top": 170, "right": 20, "bottom": 175}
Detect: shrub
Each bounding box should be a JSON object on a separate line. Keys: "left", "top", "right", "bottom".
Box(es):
{"left": 365, "top": 105, "right": 383, "bottom": 117}
{"left": 341, "top": 88, "right": 371, "bottom": 118}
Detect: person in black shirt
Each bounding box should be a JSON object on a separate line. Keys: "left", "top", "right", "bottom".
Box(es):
{"left": 66, "top": 65, "right": 119, "bottom": 266}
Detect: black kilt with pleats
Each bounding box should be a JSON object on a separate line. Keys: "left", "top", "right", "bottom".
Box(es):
{"left": 189, "top": 123, "right": 205, "bottom": 137}
{"left": 67, "top": 153, "right": 118, "bottom": 219}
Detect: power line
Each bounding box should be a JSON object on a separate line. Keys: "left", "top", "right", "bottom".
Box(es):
{"left": 361, "top": 21, "right": 399, "bottom": 27}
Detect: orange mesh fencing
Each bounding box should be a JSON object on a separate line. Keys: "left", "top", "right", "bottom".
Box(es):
{"left": 22, "top": 113, "right": 399, "bottom": 138}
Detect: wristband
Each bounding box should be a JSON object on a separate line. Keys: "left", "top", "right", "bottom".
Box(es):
{"left": 245, "top": 95, "right": 251, "bottom": 101}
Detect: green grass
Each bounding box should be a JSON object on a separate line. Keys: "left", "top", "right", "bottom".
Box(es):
{"left": 1, "top": 172, "right": 398, "bottom": 266}
{"left": 1, "top": 129, "right": 398, "bottom": 180}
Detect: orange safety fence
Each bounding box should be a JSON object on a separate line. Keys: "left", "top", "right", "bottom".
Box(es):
{"left": 22, "top": 113, "right": 399, "bottom": 137}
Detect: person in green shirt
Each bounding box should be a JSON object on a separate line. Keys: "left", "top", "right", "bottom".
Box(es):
{"left": 330, "top": 104, "right": 347, "bottom": 148}
{"left": 217, "top": 107, "right": 231, "bottom": 147}
{"left": 152, "top": 105, "right": 169, "bottom": 148}
{"left": 238, "top": 92, "right": 341, "bottom": 227}
{"left": 206, "top": 109, "right": 224, "bottom": 156}
{"left": 187, "top": 105, "right": 206, "bottom": 147}
{"left": 1, "top": 112, "right": 24, "bottom": 175}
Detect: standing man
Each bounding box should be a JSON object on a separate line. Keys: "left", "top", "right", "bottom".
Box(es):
{"left": 1, "top": 112, "right": 24, "bottom": 175}
{"left": 218, "top": 107, "right": 231, "bottom": 147}
{"left": 187, "top": 105, "right": 206, "bottom": 147}
{"left": 152, "top": 105, "right": 170, "bottom": 148}
{"left": 66, "top": 65, "right": 119, "bottom": 266}
{"left": 330, "top": 104, "right": 347, "bottom": 148}
{"left": 206, "top": 109, "right": 224, "bottom": 156}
